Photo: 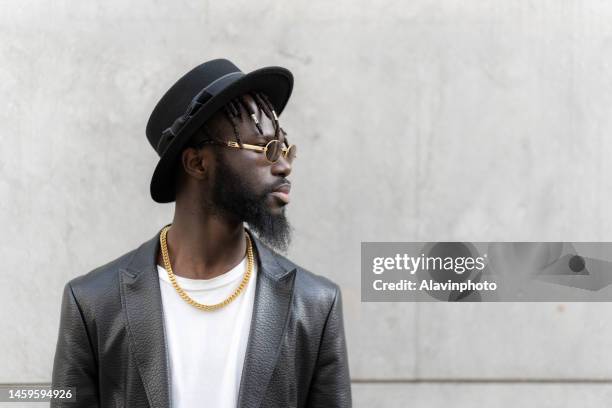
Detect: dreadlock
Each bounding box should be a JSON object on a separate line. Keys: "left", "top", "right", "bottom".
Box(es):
{"left": 259, "top": 92, "right": 285, "bottom": 138}
{"left": 189, "top": 91, "right": 287, "bottom": 149}
{"left": 222, "top": 106, "right": 243, "bottom": 145}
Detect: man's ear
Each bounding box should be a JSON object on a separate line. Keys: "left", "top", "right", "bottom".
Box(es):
{"left": 181, "top": 147, "right": 208, "bottom": 180}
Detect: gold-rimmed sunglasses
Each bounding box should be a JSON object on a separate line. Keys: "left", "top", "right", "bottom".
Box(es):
{"left": 197, "top": 138, "right": 297, "bottom": 164}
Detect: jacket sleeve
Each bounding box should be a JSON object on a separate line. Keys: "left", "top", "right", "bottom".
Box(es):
{"left": 51, "top": 282, "right": 100, "bottom": 408}
{"left": 306, "top": 286, "right": 353, "bottom": 408}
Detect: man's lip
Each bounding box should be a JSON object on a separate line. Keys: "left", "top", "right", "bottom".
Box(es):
{"left": 270, "top": 184, "right": 291, "bottom": 204}
{"left": 273, "top": 184, "right": 291, "bottom": 194}
{"left": 270, "top": 191, "right": 290, "bottom": 204}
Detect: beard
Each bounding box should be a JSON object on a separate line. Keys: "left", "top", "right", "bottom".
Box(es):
{"left": 206, "top": 154, "right": 293, "bottom": 254}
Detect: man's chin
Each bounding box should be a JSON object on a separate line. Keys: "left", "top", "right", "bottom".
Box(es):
{"left": 266, "top": 193, "right": 290, "bottom": 213}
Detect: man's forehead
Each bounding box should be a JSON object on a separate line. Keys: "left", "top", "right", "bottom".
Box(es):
{"left": 241, "top": 93, "right": 258, "bottom": 105}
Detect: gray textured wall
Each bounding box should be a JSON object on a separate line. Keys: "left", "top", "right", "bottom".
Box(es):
{"left": 2, "top": 1, "right": 612, "bottom": 406}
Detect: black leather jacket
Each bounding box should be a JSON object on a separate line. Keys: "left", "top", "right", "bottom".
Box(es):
{"left": 51, "top": 226, "right": 352, "bottom": 407}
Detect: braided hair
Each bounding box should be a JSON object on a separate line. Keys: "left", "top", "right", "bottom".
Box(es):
{"left": 190, "top": 91, "right": 287, "bottom": 148}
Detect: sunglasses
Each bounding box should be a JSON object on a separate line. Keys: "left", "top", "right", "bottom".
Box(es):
{"left": 196, "top": 138, "right": 297, "bottom": 164}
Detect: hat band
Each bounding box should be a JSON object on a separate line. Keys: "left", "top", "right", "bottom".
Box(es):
{"left": 155, "top": 71, "right": 245, "bottom": 155}
{"left": 205, "top": 71, "right": 244, "bottom": 95}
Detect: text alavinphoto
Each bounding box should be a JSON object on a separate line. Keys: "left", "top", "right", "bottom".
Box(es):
{"left": 373, "top": 279, "right": 497, "bottom": 292}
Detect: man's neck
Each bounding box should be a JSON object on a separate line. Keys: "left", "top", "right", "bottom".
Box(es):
{"left": 157, "top": 211, "right": 248, "bottom": 280}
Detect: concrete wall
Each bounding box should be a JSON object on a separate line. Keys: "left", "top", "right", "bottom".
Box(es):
{"left": 2, "top": 0, "right": 612, "bottom": 406}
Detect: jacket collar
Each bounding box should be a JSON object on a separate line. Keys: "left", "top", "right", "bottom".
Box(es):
{"left": 120, "top": 225, "right": 296, "bottom": 408}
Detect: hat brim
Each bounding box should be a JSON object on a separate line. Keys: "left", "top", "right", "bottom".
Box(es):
{"left": 150, "top": 66, "right": 293, "bottom": 203}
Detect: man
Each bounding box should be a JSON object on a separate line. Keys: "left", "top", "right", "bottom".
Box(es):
{"left": 51, "top": 59, "right": 352, "bottom": 407}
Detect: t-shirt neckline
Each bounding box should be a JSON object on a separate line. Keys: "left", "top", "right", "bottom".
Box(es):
{"left": 157, "top": 255, "right": 249, "bottom": 291}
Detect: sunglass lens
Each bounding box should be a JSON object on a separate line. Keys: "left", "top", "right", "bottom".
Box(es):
{"left": 287, "top": 145, "right": 297, "bottom": 162}
{"left": 266, "top": 140, "right": 281, "bottom": 162}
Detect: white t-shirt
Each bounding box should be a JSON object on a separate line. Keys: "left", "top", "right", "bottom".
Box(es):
{"left": 157, "top": 255, "right": 257, "bottom": 408}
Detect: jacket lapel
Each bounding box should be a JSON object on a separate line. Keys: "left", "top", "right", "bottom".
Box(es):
{"left": 118, "top": 226, "right": 296, "bottom": 408}
{"left": 237, "top": 228, "right": 297, "bottom": 408}
{"left": 120, "top": 230, "right": 171, "bottom": 408}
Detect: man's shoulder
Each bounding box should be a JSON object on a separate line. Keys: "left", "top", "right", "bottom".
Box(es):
{"left": 269, "top": 249, "right": 341, "bottom": 308}
{"left": 67, "top": 240, "right": 144, "bottom": 301}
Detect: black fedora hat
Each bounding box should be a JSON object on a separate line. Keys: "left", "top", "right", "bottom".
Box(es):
{"left": 146, "top": 58, "right": 293, "bottom": 203}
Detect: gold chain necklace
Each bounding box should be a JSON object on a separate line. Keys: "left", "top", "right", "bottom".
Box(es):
{"left": 159, "top": 224, "right": 254, "bottom": 311}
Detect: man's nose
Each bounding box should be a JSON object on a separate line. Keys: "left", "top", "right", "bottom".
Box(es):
{"left": 271, "top": 154, "right": 292, "bottom": 177}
